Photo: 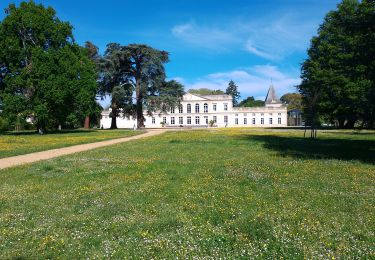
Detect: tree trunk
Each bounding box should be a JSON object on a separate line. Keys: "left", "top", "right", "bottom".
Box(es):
{"left": 136, "top": 81, "right": 145, "bottom": 129}
{"left": 84, "top": 116, "right": 90, "bottom": 129}
{"left": 345, "top": 116, "right": 356, "bottom": 129}
{"left": 338, "top": 117, "right": 345, "bottom": 128}
{"left": 110, "top": 108, "right": 118, "bottom": 129}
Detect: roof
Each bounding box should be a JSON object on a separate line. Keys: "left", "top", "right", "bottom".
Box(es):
{"left": 265, "top": 84, "right": 281, "bottom": 104}
{"left": 197, "top": 94, "right": 232, "bottom": 100}
{"left": 183, "top": 93, "right": 232, "bottom": 101}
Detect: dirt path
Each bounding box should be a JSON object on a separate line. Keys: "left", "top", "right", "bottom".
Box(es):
{"left": 0, "top": 129, "right": 166, "bottom": 170}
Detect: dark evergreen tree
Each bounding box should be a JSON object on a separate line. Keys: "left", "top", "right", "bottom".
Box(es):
{"left": 225, "top": 80, "right": 240, "bottom": 106}
{"left": 100, "top": 44, "right": 184, "bottom": 128}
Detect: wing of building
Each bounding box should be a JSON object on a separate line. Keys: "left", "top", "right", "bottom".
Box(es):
{"left": 100, "top": 83, "right": 287, "bottom": 128}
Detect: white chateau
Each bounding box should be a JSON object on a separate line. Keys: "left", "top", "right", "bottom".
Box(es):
{"left": 100, "top": 84, "right": 287, "bottom": 128}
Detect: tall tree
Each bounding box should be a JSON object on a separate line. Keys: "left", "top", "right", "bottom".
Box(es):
{"left": 280, "top": 93, "right": 303, "bottom": 110}
{"left": 83, "top": 41, "right": 101, "bottom": 128}
{"left": 122, "top": 44, "right": 169, "bottom": 128}
{"left": 298, "top": 0, "right": 375, "bottom": 129}
{"left": 99, "top": 43, "right": 134, "bottom": 129}
{"left": 225, "top": 80, "right": 240, "bottom": 106}
{"left": 100, "top": 43, "right": 184, "bottom": 129}
{"left": 0, "top": 1, "right": 97, "bottom": 131}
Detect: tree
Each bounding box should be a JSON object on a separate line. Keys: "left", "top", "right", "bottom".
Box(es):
{"left": 239, "top": 96, "right": 265, "bottom": 107}
{"left": 0, "top": 1, "right": 97, "bottom": 131}
{"left": 298, "top": 0, "right": 375, "bottom": 129}
{"left": 100, "top": 44, "right": 184, "bottom": 128}
{"left": 280, "top": 93, "right": 303, "bottom": 110}
{"left": 99, "top": 43, "right": 133, "bottom": 129}
{"left": 225, "top": 80, "right": 240, "bottom": 106}
{"left": 188, "top": 88, "right": 224, "bottom": 95}
{"left": 83, "top": 41, "right": 101, "bottom": 128}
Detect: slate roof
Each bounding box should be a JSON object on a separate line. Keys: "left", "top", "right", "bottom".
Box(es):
{"left": 265, "top": 84, "right": 281, "bottom": 104}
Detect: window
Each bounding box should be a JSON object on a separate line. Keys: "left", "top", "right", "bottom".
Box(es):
{"left": 224, "top": 116, "right": 228, "bottom": 124}
{"left": 204, "top": 103, "right": 208, "bottom": 113}
{"left": 152, "top": 117, "right": 155, "bottom": 124}
{"left": 204, "top": 116, "right": 208, "bottom": 124}
{"left": 244, "top": 113, "right": 247, "bottom": 116}
{"left": 252, "top": 113, "right": 255, "bottom": 116}
{"left": 195, "top": 103, "right": 200, "bottom": 113}
{"left": 213, "top": 116, "right": 217, "bottom": 123}
{"left": 179, "top": 117, "right": 183, "bottom": 124}
{"left": 170, "top": 107, "right": 175, "bottom": 114}
{"left": 179, "top": 104, "right": 183, "bottom": 113}
{"left": 235, "top": 113, "right": 238, "bottom": 117}
{"left": 235, "top": 118, "right": 239, "bottom": 125}
{"left": 244, "top": 118, "right": 247, "bottom": 125}
{"left": 171, "top": 117, "right": 175, "bottom": 125}
{"left": 261, "top": 118, "right": 264, "bottom": 124}
{"left": 269, "top": 113, "right": 272, "bottom": 116}
{"left": 213, "top": 103, "right": 217, "bottom": 111}
{"left": 187, "top": 116, "right": 191, "bottom": 124}
{"left": 195, "top": 116, "right": 200, "bottom": 125}
{"left": 278, "top": 117, "right": 281, "bottom": 124}
{"left": 187, "top": 104, "right": 191, "bottom": 113}
{"left": 269, "top": 118, "right": 273, "bottom": 124}
{"left": 224, "top": 103, "right": 228, "bottom": 111}
{"left": 252, "top": 118, "right": 255, "bottom": 124}
{"left": 261, "top": 113, "right": 264, "bottom": 116}
{"left": 278, "top": 113, "right": 281, "bottom": 116}
{"left": 163, "top": 117, "right": 167, "bottom": 124}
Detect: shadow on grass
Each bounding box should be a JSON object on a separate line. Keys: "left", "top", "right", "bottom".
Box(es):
{"left": 239, "top": 135, "right": 375, "bottom": 165}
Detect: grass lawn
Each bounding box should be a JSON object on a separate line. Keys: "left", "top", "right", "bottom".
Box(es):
{"left": 0, "top": 129, "right": 143, "bottom": 158}
{"left": 0, "top": 129, "right": 374, "bottom": 258}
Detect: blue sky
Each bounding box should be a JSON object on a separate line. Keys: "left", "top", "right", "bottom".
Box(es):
{"left": 1, "top": 0, "right": 341, "bottom": 101}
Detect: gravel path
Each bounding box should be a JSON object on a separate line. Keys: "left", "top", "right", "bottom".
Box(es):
{"left": 0, "top": 129, "right": 166, "bottom": 170}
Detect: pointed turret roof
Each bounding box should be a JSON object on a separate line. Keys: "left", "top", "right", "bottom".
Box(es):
{"left": 265, "top": 82, "right": 281, "bottom": 104}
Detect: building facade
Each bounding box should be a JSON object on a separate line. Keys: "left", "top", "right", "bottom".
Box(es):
{"left": 100, "top": 84, "right": 287, "bottom": 128}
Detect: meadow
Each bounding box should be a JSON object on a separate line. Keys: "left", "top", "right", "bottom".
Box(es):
{"left": 0, "top": 129, "right": 374, "bottom": 258}
{"left": 0, "top": 129, "right": 142, "bottom": 158}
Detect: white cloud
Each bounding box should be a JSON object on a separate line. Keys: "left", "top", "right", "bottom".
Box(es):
{"left": 171, "top": 13, "right": 318, "bottom": 60}
{"left": 180, "top": 65, "right": 300, "bottom": 100}
{"left": 171, "top": 21, "right": 238, "bottom": 50}
{"left": 241, "top": 13, "right": 317, "bottom": 60}
{"left": 244, "top": 41, "right": 277, "bottom": 60}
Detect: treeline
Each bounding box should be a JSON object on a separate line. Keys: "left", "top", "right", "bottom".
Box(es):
{"left": 0, "top": 1, "right": 184, "bottom": 131}
{"left": 299, "top": 0, "right": 375, "bottom": 129}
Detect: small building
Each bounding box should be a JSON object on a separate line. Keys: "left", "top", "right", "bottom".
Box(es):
{"left": 100, "top": 84, "right": 288, "bottom": 128}
{"left": 287, "top": 109, "right": 303, "bottom": 126}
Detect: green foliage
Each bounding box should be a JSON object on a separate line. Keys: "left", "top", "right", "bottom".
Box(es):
{"left": 0, "top": 129, "right": 374, "bottom": 258}
{"left": 101, "top": 44, "right": 184, "bottom": 128}
{"left": 239, "top": 96, "right": 265, "bottom": 107}
{"left": 225, "top": 80, "right": 240, "bottom": 106}
{"left": 280, "top": 93, "right": 303, "bottom": 110}
{"left": 298, "top": 0, "right": 375, "bottom": 129}
{"left": 0, "top": 116, "right": 10, "bottom": 131}
{"left": 0, "top": 1, "right": 98, "bottom": 131}
{"left": 188, "top": 88, "right": 224, "bottom": 95}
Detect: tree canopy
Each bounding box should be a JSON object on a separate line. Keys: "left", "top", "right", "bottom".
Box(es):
{"left": 0, "top": 1, "right": 98, "bottom": 130}
{"left": 280, "top": 93, "right": 303, "bottom": 110}
{"left": 225, "top": 80, "right": 240, "bottom": 106}
{"left": 188, "top": 88, "right": 224, "bottom": 95}
{"left": 298, "top": 0, "right": 375, "bottom": 129}
{"left": 100, "top": 43, "right": 184, "bottom": 128}
{"left": 238, "top": 96, "right": 265, "bottom": 107}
